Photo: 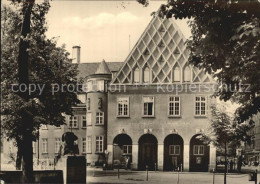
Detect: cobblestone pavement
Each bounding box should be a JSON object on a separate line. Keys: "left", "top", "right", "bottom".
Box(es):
{"left": 87, "top": 168, "right": 259, "bottom": 184}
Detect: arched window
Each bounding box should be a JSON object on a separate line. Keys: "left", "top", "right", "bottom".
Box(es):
{"left": 184, "top": 66, "right": 191, "bottom": 82}
{"left": 173, "top": 66, "right": 181, "bottom": 82}
{"left": 143, "top": 67, "right": 150, "bottom": 83}
{"left": 133, "top": 67, "right": 140, "bottom": 83}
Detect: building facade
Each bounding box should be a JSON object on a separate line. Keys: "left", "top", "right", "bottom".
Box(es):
{"left": 2, "top": 14, "right": 217, "bottom": 172}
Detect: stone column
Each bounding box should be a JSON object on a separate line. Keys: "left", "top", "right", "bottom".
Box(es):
{"left": 183, "top": 144, "right": 190, "bottom": 171}
{"left": 132, "top": 144, "right": 138, "bottom": 170}
{"left": 209, "top": 144, "right": 216, "bottom": 171}
{"left": 107, "top": 144, "right": 113, "bottom": 165}
{"left": 157, "top": 144, "right": 164, "bottom": 170}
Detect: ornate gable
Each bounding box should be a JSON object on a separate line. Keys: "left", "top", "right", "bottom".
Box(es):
{"left": 112, "top": 15, "right": 214, "bottom": 84}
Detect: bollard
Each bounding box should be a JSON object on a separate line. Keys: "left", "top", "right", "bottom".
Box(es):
{"left": 181, "top": 164, "right": 183, "bottom": 172}
{"left": 255, "top": 169, "right": 257, "bottom": 184}
{"left": 155, "top": 163, "right": 157, "bottom": 171}
{"left": 177, "top": 167, "right": 180, "bottom": 184}
{"left": 146, "top": 165, "right": 149, "bottom": 181}
{"left": 213, "top": 168, "right": 215, "bottom": 184}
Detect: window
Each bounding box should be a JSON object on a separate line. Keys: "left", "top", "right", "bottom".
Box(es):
{"left": 95, "top": 136, "right": 103, "bottom": 153}
{"left": 87, "top": 113, "right": 92, "bottom": 126}
{"left": 96, "top": 80, "right": 104, "bottom": 91}
{"left": 82, "top": 116, "right": 87, "bottom": 128}
{"left": 184, "top": 66, "right": 191, "bottom": 82}
{"left": 123, "top": 145, "right": 132, "bottom": 155}
{"left": 96, "top": 112, "right": 104, "bottom": 125}
{"left": 117, "top": 97, "right": 129, "bottom": 117}
{"left": 77, "top": 94, "right": 86, "bottom": 104}
{"left": 87, "top": 81, "right": 93, "bottom": 92}
{"left": 82, "top": 138, "right": 86, "bottom": 153}
{"left": 169, "top": 145, "right": 180, "bottom": 155}
{"left": 33, "top": 142, "right": 36, "bottom": 154}
{"left": 69, "top": 116, "right": 78, "bottom": 128}
{"left": 42, "top": 138, "right": 48, "bottom": 154}
{"left": 169, "top": 96, "right": 180, "bottom": 116}
{"left": 143, "top": 67, "right": 150, "bottom": 83}
{"left": 55, "top": 138, "right": 61, "bottom": 154}
{"left": 195, "top": 96, "right": 206, "bottom": 116}
{"left": 173, "top": 67, "right": 181, "bottom": 82}
{"left": 143, "top": 96, "right": 154, "bottom": 116}
{"left": 133, "top": 67, "right": 140, "bottom": 83}
{"left": 193, "top": 145, "right": 204, "bottom": 155}
{"left": 87, "top": 98, "right": 91, "bottom": 111}
{"left": 87, "top": 136, "right": 92, "bottom": 153}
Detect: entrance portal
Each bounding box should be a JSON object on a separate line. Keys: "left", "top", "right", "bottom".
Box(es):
{"left": 164, "top": 134, "right": 184, "bottom": 171}
{"left": 138, "top": 134, "right": 158, "bottom": 171}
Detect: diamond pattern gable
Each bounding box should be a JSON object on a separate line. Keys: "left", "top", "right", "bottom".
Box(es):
{"left": 112, "top": 15, "right": 214, "bottom": 84}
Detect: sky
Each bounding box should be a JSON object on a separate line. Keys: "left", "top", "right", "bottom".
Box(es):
{"left": 44, "top": 0, "right": 191, "bottom": 63}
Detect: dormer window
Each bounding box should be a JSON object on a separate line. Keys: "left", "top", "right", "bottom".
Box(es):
{"left": 133, "top": 67, "right": 140, "bottom": 83}
{"left": 143, "top": 67, "right": 150, "bottom": 83}
{"left": 173, "top": 66, "right": 181, "bottom": 82}
{"left": 184, "top": 66, "right": 191, "bottom": 82}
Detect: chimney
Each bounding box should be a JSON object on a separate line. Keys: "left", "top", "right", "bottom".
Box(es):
{"left": 72, "top": 46, "right": 81, "bottom": 63}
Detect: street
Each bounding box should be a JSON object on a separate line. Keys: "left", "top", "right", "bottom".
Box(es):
{"left": 87, "top": 167, "right": 258, "bottom": 184}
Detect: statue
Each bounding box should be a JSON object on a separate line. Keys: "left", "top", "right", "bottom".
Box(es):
{"left": 61, "top": 132, "right": 79, "bottom": 155}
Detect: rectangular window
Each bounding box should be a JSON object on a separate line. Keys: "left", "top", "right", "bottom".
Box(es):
{"left": 82, "top": 116, "right": 87, "bottom": 128}
{"left": 169, "top": 145, "right": 180, "bottom": 155}
{"left": 193, "top": 145, "right": 204, "bottom": 155}
{"left": 87, "top": 98, "right": 91, "bottom": 111}
{"left": 82, "top": 138, "right": 86, "bottom": 153}
{"left": 55, "top": 138, "right": 61, "bottom": 154}
{"left": 87, "top": 113, "right": 92, "bottom": 126}
{"left": 96, "top": 80, "right": 104, "bottom": 91}
{"left": 123, "top": 145, "right": 132, "bottom": 155}
{"left": 87, "top": 136, "right": 92, "bottom": 153}
{"left": 96, "top": 112, "right": 104, "bottom": 125}
{"left": 169, "top": 96, "right": 180, "bottom": 116}
{"left": 69, "top": 116, "right": 78, "bottom": 128}
{"left": 95, "top": 136, "right": 103, "bottom": 153}
{"left": 42, "top": 138, "right": 48, "bottom": 154}
{"left": 143, "top": 96, "right": 154, "bottom": 116}
{"left": 117, "top": 97, "right": 129, "bottom": 117}
{"left": 195, "top": 96, "right": 206, "bottom": 116}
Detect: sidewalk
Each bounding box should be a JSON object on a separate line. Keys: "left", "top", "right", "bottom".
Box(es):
{"left": 86, "top": 167, "right": 256, "bottom": 184}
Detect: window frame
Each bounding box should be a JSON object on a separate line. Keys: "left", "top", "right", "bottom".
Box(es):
{"left": 169, "top": 145, "right": 181, "bottom": 155}
{"left": 82, "top": 115, "right": 87, "bottom": 128}
{"left": 69, "top": 116, "right": 78, "bottom": 128}
{"left": 142, "top": 96, "right": 155, "bottom": 117}
{"left": 82, "top": 138, "right": 86, "bottom": 154}
{"left": 117, "top": 97, "right": 130, "bottom": 117}
{"left": 194, "top": 96, "right": 207, "bottom": 117}
{"left": 193, "top": 145, "right": 204, "bottom": 155}
{"left": 122, "top": 145, "right": 132, "bottom": 155}
{"left": 133, "top": 67, "right": 140, "bottom": 83}
{"left": 54, "top": 138, "right": 61, "bottom": 154}
{"left": 184, "top": 66, "right": 191, "bottom": 82}
{"left": 95, "top": 136, "right": 104, "bottom": 153}
{"left": 173, "top": 66, "right": 181, "bottom": 82}
{"left": 143, "top": 67, "right": 150, "bottom": 83}
{"left": 168, "top": 96, "right": 181, "bottom": 117}
{"left": 96, "top": 112, "right": 104, "bottom": 125}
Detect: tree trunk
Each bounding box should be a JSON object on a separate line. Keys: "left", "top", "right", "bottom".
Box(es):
{"left": 18, "top": 0, "right": 35, "bottom": 182}
{"left": 224, "top": 142, "right": 227, "bottom": 184}
{"left": 16, "top": 140, "right": 22, "bottom": 170}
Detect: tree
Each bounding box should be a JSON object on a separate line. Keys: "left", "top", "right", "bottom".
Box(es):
{"left": 1, "top": 3, "right": 79, "bottom": 182}
{"left": 138, "top": 0, "right": 260, "bottom": 123}
{"left": 201, "top": 102, "right": 252, "bottom": 184}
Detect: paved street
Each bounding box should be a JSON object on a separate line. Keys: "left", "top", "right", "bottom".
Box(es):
{"left": 87, "top": 167, "right": 259, "bottom": 184}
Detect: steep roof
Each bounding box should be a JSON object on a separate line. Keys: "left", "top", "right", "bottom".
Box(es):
{"left": 112, "top": 15, "right": 214, "bottom": 84}
{"left": 77, "top": 62, "right": 124, "bottom": 79}
{"left": 95, "top": 60, "right": 111, "bottom": 74}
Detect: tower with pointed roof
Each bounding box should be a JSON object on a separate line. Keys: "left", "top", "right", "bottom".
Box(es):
{"left": 85, "top": 60, "right": 112, "bottom": 164}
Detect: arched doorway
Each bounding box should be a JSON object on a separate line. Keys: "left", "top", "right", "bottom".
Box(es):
{"left": 164, "top": 134, "right": 184, "bottom": 171}
{"left": 138, "top": 134, "right": 158, "bottom": 170}
{"left": 113, "top": 134, "right": 132, "bottom": 169}
{"left": 189, "top": 134, "right": 210, "bottom": 172}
